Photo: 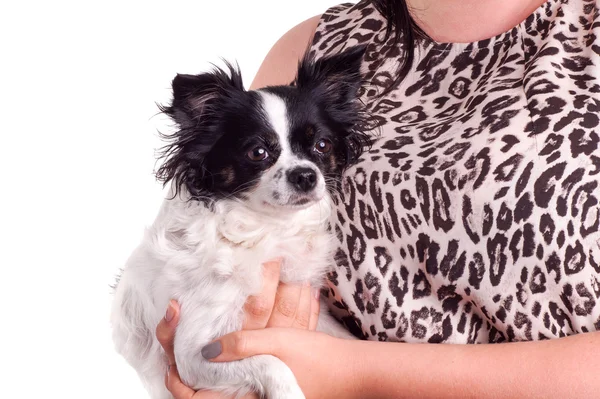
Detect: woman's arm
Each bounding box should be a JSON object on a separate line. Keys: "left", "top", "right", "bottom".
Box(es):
{"left": 205, "top": 328, "right": 600, "bottom": 399}
{"left": 359, "top": 330, "right": 599, "bottom": 399}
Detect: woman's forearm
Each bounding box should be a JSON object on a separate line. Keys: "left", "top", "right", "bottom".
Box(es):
{"left": 350, "top": 331, "right": 600, "bottom": 399}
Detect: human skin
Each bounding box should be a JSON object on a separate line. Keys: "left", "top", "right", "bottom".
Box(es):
{"left": 156, "top": 260, "right": 321, "bottom": 399}
{"left": 157, "top": 261, "right": 600, "bottom": 399}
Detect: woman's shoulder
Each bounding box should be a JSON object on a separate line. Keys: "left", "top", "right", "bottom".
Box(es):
{"left": 250, "top": 2, "right": 375, "bottom": 90}
{"left": 249, "top": 14, "right": 322, "bottom": 89}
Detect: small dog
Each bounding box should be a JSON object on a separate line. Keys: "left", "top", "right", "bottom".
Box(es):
{"left": 111, "top": 45, "right": 369, "bottom": 399}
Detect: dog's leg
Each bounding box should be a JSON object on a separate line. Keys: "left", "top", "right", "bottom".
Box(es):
{"left": 239, "top": 355, "right": 305, "bottom": 399}
{"left": 112, "top": 268, "right": 173, "bottom": 399}
{"left": 144, "top": 369, "right": 173, "bottom": 399}
{"left": 177, "top": 351, "right": 304, "bottom": 399}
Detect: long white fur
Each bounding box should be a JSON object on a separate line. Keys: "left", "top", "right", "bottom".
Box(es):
{"left": 111, "top": 91, "right": 354, "bottom": 399}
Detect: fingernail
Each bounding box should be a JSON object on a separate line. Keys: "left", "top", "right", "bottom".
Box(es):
{"left": 165, "top": 301, "right": 175, "bottom": 322}
{"left": 312, "top": 288, "right": 320, "bottom": 300}
{"left": 201, "top": 341, "right": 222, "bottom": 360}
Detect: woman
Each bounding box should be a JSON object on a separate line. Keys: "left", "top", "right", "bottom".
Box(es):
{"left": 155, "top": 0, "right": 600, "bottom": 397}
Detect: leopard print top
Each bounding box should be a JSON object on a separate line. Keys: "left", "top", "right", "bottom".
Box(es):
{"left": 308, "top": 0, "right": 600, "bottom": 343}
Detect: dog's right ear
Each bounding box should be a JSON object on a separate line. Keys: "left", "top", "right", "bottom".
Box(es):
{"left": 156, "top": 64, "right": 244, "bottom": 198}
{"left": 162, "top": 63, "right": 245, "bottom": 129}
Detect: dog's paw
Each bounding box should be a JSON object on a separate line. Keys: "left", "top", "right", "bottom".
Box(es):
{"left": 268, "top": 384, "right": 305, "bottom": 399}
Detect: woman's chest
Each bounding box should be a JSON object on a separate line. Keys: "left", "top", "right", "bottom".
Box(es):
{"left": 328, "top": 23, "right": 600, "bottom": 343}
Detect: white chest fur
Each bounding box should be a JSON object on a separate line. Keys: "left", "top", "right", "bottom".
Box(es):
{"left": 111, "top": 195, "right": 344, "bottom": 399}
{"left": 153, "top": 195, "right": 335, "bottom": 291}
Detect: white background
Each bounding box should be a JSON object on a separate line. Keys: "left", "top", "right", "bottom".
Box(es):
{"left": 0, "top": 1, "right": 345, "bottom": 397}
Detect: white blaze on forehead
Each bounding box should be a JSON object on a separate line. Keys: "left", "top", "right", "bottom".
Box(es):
{"left": 258, "top": 91, "right": 291, "bottom": 156}
{"left": 254, "top": 91, "right": 326, "bottom": 207}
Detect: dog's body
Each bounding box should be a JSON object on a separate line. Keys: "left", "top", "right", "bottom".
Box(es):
{"left": 111, "top": 46, "right": 368, "bottom": 399}
{"left": 112, "top": 190, "right": 352, "bottom": 399}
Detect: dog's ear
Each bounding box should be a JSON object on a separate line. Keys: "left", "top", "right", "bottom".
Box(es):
{"left": 156, "top": 64, "right": 244, "bottom": 198}
{"left": 163, "top": 63, "right": 245, "bottom": 129}
{"left": 296, "top": 45, "right": 365, "bottom": 105}
{"left": 297, "top": 46, "right": 370, "bottom": 165}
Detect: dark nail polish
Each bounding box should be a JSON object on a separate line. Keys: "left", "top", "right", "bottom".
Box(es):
{"left": 201, "top": 341, "right": 222, "bottom": 359}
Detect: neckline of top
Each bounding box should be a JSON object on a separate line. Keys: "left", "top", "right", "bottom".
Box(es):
{"left": 413, "top": 0, "right": 556, "bottom": 53}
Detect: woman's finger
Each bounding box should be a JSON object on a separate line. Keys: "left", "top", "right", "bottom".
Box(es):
{"left": 243, "top": 259, "right": 281, "bottom": 330}
{"left": 308, "top": 288, "right": 321, "bottom": 331}
{"left": 166, "top": 363, "right": 259, "bottom": 399}
{"left": 165, "top": 364, "right": 196, "bottom": 399}
{"left": 156, "top": 300, "right": 180, "bottom": 365}
{"left": 266, "top": 282, "right": 303, "bottom": 328}
{"left": 157, "top": 301, "right": 261, "bottom": 399}
{"left": 194, "top": 390, "right": 259, "bottom": 399}
{"left": 291, "top": 283, "right": 312, "bottom": 329}
{"left": 201, "top": 329, "right": 285, "bottom": 362}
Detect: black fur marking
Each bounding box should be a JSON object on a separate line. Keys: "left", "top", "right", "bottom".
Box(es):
{"left": 156, "top": 46, "right": 371, "bottom": 201}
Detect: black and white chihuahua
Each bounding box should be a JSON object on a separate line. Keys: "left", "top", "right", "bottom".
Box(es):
{"left": 111, "top": 45, "right": 369, "bottom": 399}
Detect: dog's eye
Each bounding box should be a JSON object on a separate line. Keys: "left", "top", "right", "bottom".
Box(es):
{"left": 314, "top": 139, "right": 333, "bottom": 154}
{"left": 247, "top": 147, "right": 269, "bottom": 161}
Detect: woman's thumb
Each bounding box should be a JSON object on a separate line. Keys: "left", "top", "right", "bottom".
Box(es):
{"left": 201, "top": 329, "right": 282, "bottom": 362}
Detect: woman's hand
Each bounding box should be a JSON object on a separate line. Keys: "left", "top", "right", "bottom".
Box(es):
{"left": 155, "top": 299, "right": 258, "bottom": 399}
{"left": 155, "top": 259, "right": 323, "bottom": 398}
{"left": 200, "top": 327, "right": 362, "bottom": 399}
{"left": 240, "top": 259, "right": 322, "bottom": 331}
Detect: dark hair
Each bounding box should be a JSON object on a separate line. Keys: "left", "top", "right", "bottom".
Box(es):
{"left": 370, "top": 0, "right": 427, "bottom": 91}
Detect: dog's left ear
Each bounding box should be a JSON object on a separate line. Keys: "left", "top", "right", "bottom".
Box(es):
{"left": 296, "top": 46, "right": 370, "bottom": 165}
{"left": 296, "top": 45, "right": 366, "bottom": 105}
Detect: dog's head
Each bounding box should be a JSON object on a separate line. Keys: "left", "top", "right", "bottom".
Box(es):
{"left": 157, "top": 46, "right": 369, "bottom": 212}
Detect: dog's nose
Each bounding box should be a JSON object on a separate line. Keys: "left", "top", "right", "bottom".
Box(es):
{"left": 287, "top": 167, "right": 317, "bottom": 192}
